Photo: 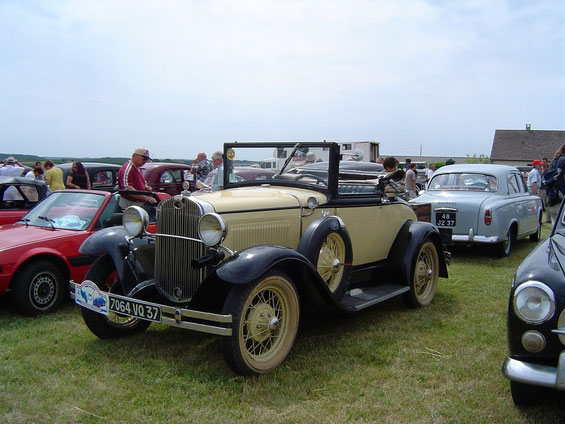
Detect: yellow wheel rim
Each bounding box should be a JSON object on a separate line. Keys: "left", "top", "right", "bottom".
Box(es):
{"left": 241, "top": 277, "right": 296, "bottom": 363}
{"left": 317, "top": 232, "right": 346, "bottom": 292}
{"left": 414, "top": 243, "right": 438, "bottom": 302}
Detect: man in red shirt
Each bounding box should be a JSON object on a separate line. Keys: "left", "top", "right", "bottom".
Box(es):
{"left": 118, "top": 147, "right": 157, "bottom": 208}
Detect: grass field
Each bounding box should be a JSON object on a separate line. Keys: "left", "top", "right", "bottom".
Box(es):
{"left": 1, "top": 223, "right": 564, "bottom": 423}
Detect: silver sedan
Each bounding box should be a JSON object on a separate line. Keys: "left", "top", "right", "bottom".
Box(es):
{"left": 411, "top": 164, "right": 543, "bottom": 257}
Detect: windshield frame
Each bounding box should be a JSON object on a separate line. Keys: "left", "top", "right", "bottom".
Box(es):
{"left": 222, "top": 142, "right": 340, "bottom": 195}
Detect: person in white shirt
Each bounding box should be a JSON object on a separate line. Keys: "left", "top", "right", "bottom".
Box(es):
{"left": 0, "top": 156, "right": 27, "bottom": 177}
{"left": 426, "top": 163, "right": 436, "bottom": 183}
{"left": 527, "top": 160, "right": 542, "bottom": 196}
{"left": 25, "top": 166, "right": 44, "bottom": 180}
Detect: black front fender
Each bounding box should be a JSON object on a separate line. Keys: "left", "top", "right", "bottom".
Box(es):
{"left": 79, "top": 226, "right": 154, "bottom": 286}
{"left": 215, "top": 245, "right": 341, "bottom": 312}
{"left": 216, "top": 245, "right": 313, "bottom": 285}
{"left": 388, "top": 221, "right": 449, "bottom": 284}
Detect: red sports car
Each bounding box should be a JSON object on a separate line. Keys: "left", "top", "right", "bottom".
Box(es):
{"left": 0, "top": 189, "right": 167, "bottom": 316}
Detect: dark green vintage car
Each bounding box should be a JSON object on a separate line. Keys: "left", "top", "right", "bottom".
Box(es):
{"left": 72, "top": 141, "right": 449, "bottom": 375}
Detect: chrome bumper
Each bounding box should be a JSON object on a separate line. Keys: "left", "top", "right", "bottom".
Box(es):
{"left": 70, "top": 281, "right": 232, "bottom": 336}
{"left": 451, "top": 234, "right": 499, "bottom": 243}
{"left": 502, "top": 351, "right": 565, "bottom": 390}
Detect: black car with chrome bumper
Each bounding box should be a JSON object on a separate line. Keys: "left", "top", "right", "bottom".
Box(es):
{"left": 502, "top": 201, "right": 565, "bottom": 405}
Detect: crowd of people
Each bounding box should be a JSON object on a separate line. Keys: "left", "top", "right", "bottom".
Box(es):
{"left": 4, "top": 145, "right": 565, "bottom": 220}
{"left": 0, "top": 155, "right": 93, "bottom": 193}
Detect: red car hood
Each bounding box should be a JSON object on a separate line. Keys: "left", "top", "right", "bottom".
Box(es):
{"left": 0, "top": 224, "right": 86, "bottom": 252}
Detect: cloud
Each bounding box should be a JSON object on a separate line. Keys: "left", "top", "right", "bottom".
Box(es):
{"left": 0, "top": 0, "right": 563, "bottom": 159}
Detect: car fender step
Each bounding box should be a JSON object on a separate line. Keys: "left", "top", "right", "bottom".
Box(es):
{"left": 340, "top": 284, "right": 410, "bottom": 311}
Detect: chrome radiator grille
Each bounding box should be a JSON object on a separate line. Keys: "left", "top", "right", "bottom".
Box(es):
{"left": 155, "top": 196, "right": 206, "bottom": 302}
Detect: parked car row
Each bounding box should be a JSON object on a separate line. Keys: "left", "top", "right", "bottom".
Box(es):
{"left": 1, "top": 147, "right": 562, "bottom": 406}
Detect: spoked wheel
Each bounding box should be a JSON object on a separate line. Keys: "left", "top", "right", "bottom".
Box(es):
{"left": 220, "top": 271, "right": 299, "bottom": 375}
{"left": 317, "top": 232, "right": 348, "bottom": 298}
{"left": 81, "top": 254, "right": 151, "bottom": 339}
{"left": 297, "top": 218, "right": 352, "bottom": 301}
{"left": 403, "top": 241, "right": 439, "bottom": 308}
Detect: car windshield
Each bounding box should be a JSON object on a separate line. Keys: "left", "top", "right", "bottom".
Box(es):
{"left": 224, "top": 144, "right": 332, "bottom": 189}
{"left": 427, "top": 173, "right": 498, "bottom": 192}
{"left": 19, "top": 191, "right": 106, "bottom": 230}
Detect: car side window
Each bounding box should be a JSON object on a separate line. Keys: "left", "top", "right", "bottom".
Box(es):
{"left": 160, "top": 170, "right": 181, "bottom": 184}
{"left": 93, "top": 171, "right": 115, "bottom": 188}
{"left": 19, "top": 185, "right": 39, "bottom": 201}
{"left": 507, "top": 173, "right": 520, "bottom": 194}
{"left": 515, "top": 172, "right": 527, "bottom": 193}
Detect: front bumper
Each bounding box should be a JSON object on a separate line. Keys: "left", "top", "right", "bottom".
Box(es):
{"left": 70, "top": 281, "right": 232, "bottom": 336}
{"left": 502, "top": 351, "right": 565, "bottom": 390}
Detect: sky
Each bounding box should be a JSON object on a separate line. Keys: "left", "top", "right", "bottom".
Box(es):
{"left": 1, "top": 0, "right": 564, "bottom": 160}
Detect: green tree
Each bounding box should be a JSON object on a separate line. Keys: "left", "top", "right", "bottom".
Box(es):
{"left": 466, "top": 153, "right": 490, "bottom": 164}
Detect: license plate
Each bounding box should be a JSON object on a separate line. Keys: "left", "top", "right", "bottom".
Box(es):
{"left": 436, "top": 212, "right": 456, "bottom": 227}
{"left": 109, "top": 296, "right": 162, "bottom": 322}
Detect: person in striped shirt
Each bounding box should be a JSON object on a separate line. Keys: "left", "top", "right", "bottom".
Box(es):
{"left": 117, "top": 147, "right": 157, "bottom": 208}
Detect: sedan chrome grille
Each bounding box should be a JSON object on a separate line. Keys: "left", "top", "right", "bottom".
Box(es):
{"left": 155, "top": 196, "right": 206, "bottom": 302}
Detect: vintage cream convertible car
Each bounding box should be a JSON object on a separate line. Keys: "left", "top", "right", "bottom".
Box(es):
{"left": 72, "top": 142, "right": 449, "bottom": 375}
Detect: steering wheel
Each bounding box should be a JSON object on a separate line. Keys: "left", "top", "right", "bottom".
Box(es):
{"left": 293, "top": 174, "right": 327, "bottom": 186}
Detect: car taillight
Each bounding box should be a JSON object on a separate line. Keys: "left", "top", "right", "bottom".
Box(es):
{"left": 484, "top": 209, "right": 491, "bottom": 225}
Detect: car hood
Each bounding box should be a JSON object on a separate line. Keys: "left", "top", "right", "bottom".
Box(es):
{"left": 0, "top": 224, "right": 83, "bottom": 252}
{"left": 194, "top": 186, "right": 328, "bottom": 213}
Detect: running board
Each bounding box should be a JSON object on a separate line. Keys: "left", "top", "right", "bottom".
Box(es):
{"left": 340, "top": 284, "right": 409, "bottom": 311}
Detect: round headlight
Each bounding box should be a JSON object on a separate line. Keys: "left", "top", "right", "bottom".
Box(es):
{"left": 513, "top": 281, "right": 555, "bottom": 324}
{"left": 198, "top": 213, "right": 227, "bottom": 246}
{"left": 123, "top": 206, "right": 149, "bottom": 237}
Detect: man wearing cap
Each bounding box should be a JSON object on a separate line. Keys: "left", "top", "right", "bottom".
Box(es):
{"left": 0, "top": 156, "right": 27, "bottom": 177}
{"left": 118, "top": 148, "right": 157, "bottom": 208}
{"left": 527, "top": 159, "right": 543, "bottom": 196}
